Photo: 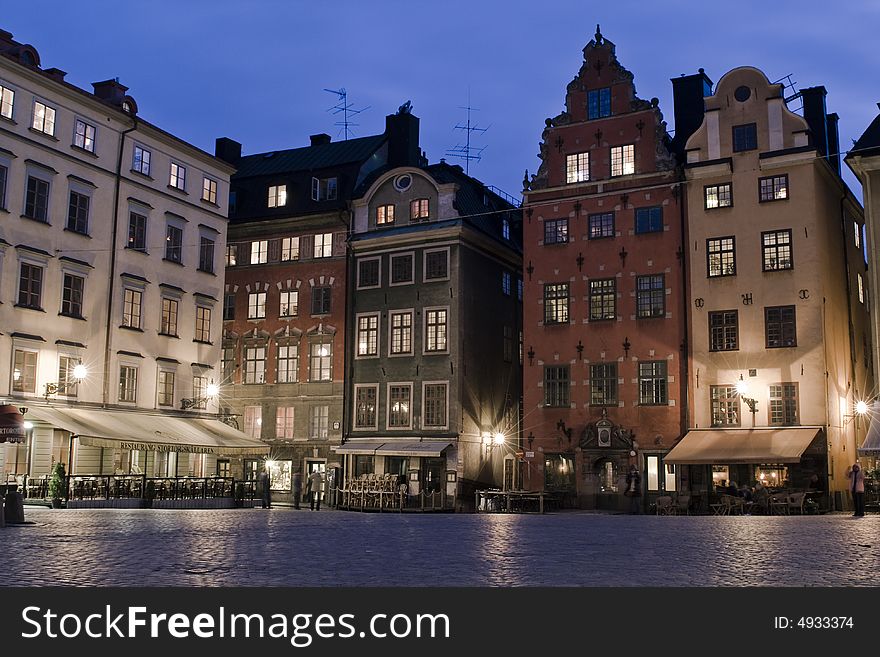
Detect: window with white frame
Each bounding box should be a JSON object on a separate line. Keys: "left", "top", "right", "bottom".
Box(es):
{"left": 195, "top": 306, "right": 211, "bottom": 342}
{"left": 565, "top": 152, "right": 589, "bottom": 183}
{"left": 354, "top": 385, "right": 378, "bottom": 429}
{"left": 311, "top": 177, "right": 337, "bottom": 201}
{"left": 244, "top": 345, "right": 266, "bottom": 384}
{"left": 425, "top": 308, "right": 448, "bottom": 352}
{"left": 276, "top": 343, "right": 298, "bottom": 383}
{"left": 244, "top": 406, "right": 262, "bottom": 439}
{"left": 160, "top": 298, "right": 179, "bottom": 336}
{"left": 858, "top": 273, "right": 865, "bottom": 303}
{"left": 711, "top": 385, "right": 739, "bottom": 427}
{"left": 12, "top": 349, "right": 37, "bottom": 393}
{"left": 357, "top": 314, "right": 379, "bottom": 357}
{"left": 390, "top": 311, "right": 413, "bottom": 355}
{"left": 157, "top": 370, "right": 175, "bottom": 406}
{"left": 423, "top": 382, "right": 448, "bottom": 428}
{"left": 310, "top": 405, "right": 329, "bottom": 439}
{"left": 132, "top": 145, "right": 151, "bottom": 176}
{"left": 202, "top": 177, "right": 218, "bottom": 204}
{"left": 0, "top": 83, "right": 14, "bottom": 119}
{"left": 251, "top": 240, "right": 268, "bottom": 264}
{"left": 248, "top": 292, "right": 266, "bottom": 319}
{"left": 73, "top": 119, "right": 96, "bottom": 153}
{"left": 268, "top": 184, "right": 287, "bottom": 207}
{"left": 226, "top": 244, "right": 237, "bottom": 266}
{"left": 192, "top": 375, "right": 209, "bottom": 409}
{"left": 276, "top": 407, "right": 295, "bottom": 439}
{"left": 377, "top": 204, "right": 394, "bottom": 225}
{"left": 279, "top": 290, "right": 298, "bottom": 317}
{"left": 638, "top": 361, "right": 667, "bottom": 405}
{"left": 769, "top": 383, "right": 799, "bottom": 426}
{"left": 119, "top": 365, "right": 138, "bottom": 403}
{"left": 169, "top": 162, "right": 186, "bottom": 190}
{"left": 32, "top": 100, "right": 56, "bottom": 135}
{"left": 128, "top": 211, "right": 147, "bottom": 251}
{"left": 314, "top": 233, "right": 333, "bottom": 258}
{"left": 388, "top": 384, "right": 412, "bottom": 428}
{"left": 122, "top": 288, "right": 142, "bottom": 328}
{"left": 281, "top": 237, "right": 300, "bottom": 261}
{"left": 610, "top": 144, "right": 635, "bottom": 177}
{"left": 309, "top": 341, "right": 332, "bottom": 381}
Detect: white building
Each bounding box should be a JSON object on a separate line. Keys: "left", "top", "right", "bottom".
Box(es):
{"left": 0, "top": 28, "right": 266, "bottom": 493}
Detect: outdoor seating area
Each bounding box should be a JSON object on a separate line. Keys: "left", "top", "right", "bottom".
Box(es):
{"left": 336, "top": 473, "right": 453, "bottom": 512}
{"left": 475, "top": 489, "right": 553, "bottom": 514}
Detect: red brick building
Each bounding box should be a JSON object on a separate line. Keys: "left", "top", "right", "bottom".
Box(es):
{"left": 522, "top": 27, "right": 687, "bottom": 510}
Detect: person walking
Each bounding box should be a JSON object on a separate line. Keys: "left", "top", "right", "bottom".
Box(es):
{"left": 308, "top": 469, "right": 325, "bottom": 511}
{"left": 625, "top": 464, "right": 641, "bottom": 514}
{"left": 847, "top": 463, "right": 866, "bottom": 517}
{"left": 258, "top": 468, "right": 271, "bottom": 509}
{"left": 292, "top": 471, "right": 303, "bottom": 510}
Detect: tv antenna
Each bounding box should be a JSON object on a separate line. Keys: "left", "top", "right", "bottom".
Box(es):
{"left": 446, "top": 92, "right": 489, "bottom": 175}
{"left": 324, "top": 87, "right": 370, "bottom": 140}
{"left": 774, "top": 74, "right": 803, "bottom": 114}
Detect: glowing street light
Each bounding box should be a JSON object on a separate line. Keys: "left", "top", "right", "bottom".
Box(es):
{"left": 855, "top": 400, "right": 869, "bottom": 416}
{"left": 492, "top": 432, "right": 505, "bottom": 446}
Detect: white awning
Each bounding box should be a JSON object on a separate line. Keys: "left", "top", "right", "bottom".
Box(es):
{"left": 664, "top": 428, "right": 823, "bottom": 465}
{"left": 859, "top": 404, "right": 880, "bottom": 454}
{"left": 26, "top": 406, "right": 269, "bottom": 456}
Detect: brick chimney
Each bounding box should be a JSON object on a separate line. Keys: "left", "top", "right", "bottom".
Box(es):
{"left": 670, "top": 68, "right": 713, "bottom": 159}
{"left": 215, "top": 137, "right": 242, "bottom": 166}
{"left": 385, "top": 110, "right": 420, "bottom": 168}
{"left": 92, "top": 79, "right": 129, "bottom": 107}
{"left": 310, "top": 133, "right": 331, "bottom": 146}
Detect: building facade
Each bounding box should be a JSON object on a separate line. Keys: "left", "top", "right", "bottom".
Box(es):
{"left": 0, "top": 29, "right": 264, "bottom": 491}
{"left": 522, "top": 28, "right": 687, "bottom": 510}
{"left": 666, "top": 67, "right": 872, "bottom": 508}
{"left": 341, "top": 110, "right": 523, "bottom": 510}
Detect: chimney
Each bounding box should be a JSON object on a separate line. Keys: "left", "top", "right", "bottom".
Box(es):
{"left": 92, "top": 79, "right": 129, "bottom": 106}
{"left": 43, "top": 67, "right": 66, "bottom": 83}
{"left": 801, "top": 86, "right": 830, "bottom": 161}
{"left": 385, "top": 111, "right": 420, "bottom": 167}
{"left": 310, "top": 133, "right": 331, "bottom": 147}
{"left": 215, "top": 137, "right": 242, "bottom": 166}
{"left": 670, "top": 68, "right": 713, "bottom": 158}
{"left": 826, "top": 112, "right": 840, "bottom": 175}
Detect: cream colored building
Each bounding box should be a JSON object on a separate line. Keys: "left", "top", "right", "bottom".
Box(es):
{"left": 666, "top": 67, "right": 871, "bottom": 507}
{"left": 0, "top": 29, "right": 265, "bottom": 492}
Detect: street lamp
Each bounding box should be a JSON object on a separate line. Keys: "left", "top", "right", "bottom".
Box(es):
{"left": 44, "top": 365, "right": 88, "bottom": 399}
{"left": 736, "top": 374, "right": 758, "bottom": 427}
{"left": 844, "top": 400, "right": 870, "bottom": 425}
{"left": 181, "top": 382, "right": 220, "bottom": 410}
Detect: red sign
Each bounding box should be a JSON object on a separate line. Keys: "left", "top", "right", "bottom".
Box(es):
{"left": 0, "top": 405, "right": 26, "bottom": 444}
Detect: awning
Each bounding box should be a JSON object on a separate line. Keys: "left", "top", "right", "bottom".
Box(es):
{"left": 25, "top": 406, "right": 269, "bottom": 456}
{"left": 664, "top": 428, "right": 823, "bottom": 465}
{"left": 859, "top": 404, "right": 880, "bottom": 454}
{"left": 332, "top": 441, "right": 453, "bottom": 457}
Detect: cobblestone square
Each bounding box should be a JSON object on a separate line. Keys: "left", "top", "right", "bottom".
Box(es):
{"left": 2, "top": 508, "right": 879, "bottom": 587}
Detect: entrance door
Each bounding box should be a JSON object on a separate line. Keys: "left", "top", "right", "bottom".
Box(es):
{"left": 386, "top": 456, "right": 408, "bottom": 487}
{"left": 421, "top": 458, "right": 444, "bottom": 495}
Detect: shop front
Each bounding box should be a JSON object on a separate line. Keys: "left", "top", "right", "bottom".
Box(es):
{"left": 664, "top": 427, "right": 826, "bottom": 513}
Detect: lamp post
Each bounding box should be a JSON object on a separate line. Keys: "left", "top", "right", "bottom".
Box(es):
{"left": 735, "top": 375, "right": 758, "bottom": 427}
{"left": 181, "top": 382, "right": 220, "bottom": 410}
{"left": 44, "top": 364, "right": 88, "bottom": 400}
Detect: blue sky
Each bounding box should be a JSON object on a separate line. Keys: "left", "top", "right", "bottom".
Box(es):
{"left": 4, "top": 1, "right": 878, "bottom": 195}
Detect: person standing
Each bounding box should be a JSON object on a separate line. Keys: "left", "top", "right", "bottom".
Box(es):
{"left": 847, "top": 463, "right": 866, "bottom": 517}
{"left": 625, "top": 464, "right": 641, "bottom": 514}
{"left": 258, "top": 468, "right": 271, "bottom": 509}
{"left": 292, "top": 471, "right": 303, "bottom": 510}
{"left": 308, "top": 469, "right": 325, "bottom": 511}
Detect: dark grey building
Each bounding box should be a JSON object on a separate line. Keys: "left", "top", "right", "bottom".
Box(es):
{"left": 339, "top": 112, "right": 523, "bottom": 510}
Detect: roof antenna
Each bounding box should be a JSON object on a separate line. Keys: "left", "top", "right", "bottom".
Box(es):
{"left": 445, "top": 88, "right": 489, "bottom": 175}
{"left": 323, "top": 87, "right": 370, "bottom": 141}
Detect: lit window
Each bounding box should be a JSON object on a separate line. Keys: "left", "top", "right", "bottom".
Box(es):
{"left": 707, "top": 237, "right": 736, "bottom": 277}
{"left": 276, "top": 343, "right": 298, "bottom": 383}
{"left": 425, "top": 309, "right": 448, "bottom": 352}
{"left": 12, "top": 349, "right": 37, "bottom": 393}
{"left": 61, "top": 273, "right": 84, "bottom": 318}
{"left": 705, "top": 183, "right": 732, "bottom": 209}
{"left": 761, "top": 230, "right": 793, "bottom": 271}
{"left": 32, "top": 100, "right": 56, "bottom": 135}
{"left": 165, "top": 224, "right": 183, "bottom": 262}
{"left": 122, "top": 288, "right": 142, "bottom": 328}
{"left": 357, "top": 314, "right": 379, "bottom": 357}
{"left": 566, "top": 152, "right": 589, "bottom": 183}
{"left": 0, "top": 83, "right": 14, "bottom": 119}
{"left": 73, "top": 119, "right": 96, "bottom": 153}
{"left": 248, "top": 292, "right": 266, "bottom": 319}
{"left": 709, "top": 311, "right": 738, "bottom": 351}
{"left": 543, "top": 283, "right": 569, "bottom": 324}
{"left": 610, "top": 144, "right": 635, "bottom": 177}
{"left": 309, "top": 342, "right": 332, "bottom": 381}
{"left": 244, "top": 346, "right": 266, "bottom": 384}
{"left": 133, "top": 145, "right": 151, "bottom": 176}
{"left": 354, "top": 386, "right": 378, "bottom": 429}
{"left": 638, "top": 361, "right": 667, "bottom": 405}
{"left": 276, "top": 407, "right": 295, "bottom": 439}
{"left": 589, "top": 279, "right": 616, "bottom": 321}
{"left": 169, "top": 162, "right": 186, "bottom": 190}
{"left": 423, "top": 383, "right": 448, "bottom": 428}
{"left": 854, "top": 220, "right": 861, "bottom": 249}
{"left": 711, "top": 386, "right": 739, "bottom": 427}
{"left": 244, "top": 406, "right": 262, "bottom": 439}
{"left": 251, "top": 240, "right": 268, "bottom": 264}
{"left": 769, "top": 384, "right": 799, "bottom": 426}
{"left": 390, "top": 311, "right": 413, "bottom": 355}
{"left": 119, "top": 366, "right": 138, "bottom": 403}
{"left": 636, "top": 275, "right": 665, "bottom": 318}
{"left": 544, "top": 219, "right": 568, "bottom": 245}
{"left": 590, "top": 363, "right": 617, "bottom": 405}
{"left": 388, "top": 384, "right": 412, "bottom": 428}
{"left": 281, "top": 237, "right": 300, "bottom": 261}
{"left": 202, "top": 177, "right": 218, "bottom": 204}
{"left": 195, "top": 306, "right": 212, "bottom": 342}
{"left": 313, "top": 233, "right": 332, "bottom": 258}
{"left": 310, "top": 405, "right": 329, "bottom": 438}
{"left": 589, "top": 212, "right": 614, "bottom": 239}
{"left": 858, "top": 273, "right": 864, "bottom": 304}
{"left": 410, "top": 198, "right": 429, "bottom": 221}
{"left": 225, "top": 244, "right": 237, "bottom": 266}
{"left": 160, "top": 298, "right": 179, "bottom": 336}
{"left": 268, "top": 184, "right": 287, "bottom": 207}
{"left": 280, "top": 290, "right": 298, "bottom": 317}
{"left": 311, "top": 177, "right": 337, "bottom": 201}
{"left": 759, "top": 175, "right": 788, "bottom": 202}
{"left": 377, "top": 204, "right": 394, "bottom": 225}
{"left": 57, "top": 356, "right": 83, "bottom": 397}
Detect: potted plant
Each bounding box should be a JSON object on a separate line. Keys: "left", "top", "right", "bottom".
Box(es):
{"left": 47, "top": 462, "right": 67, "bottom": 509}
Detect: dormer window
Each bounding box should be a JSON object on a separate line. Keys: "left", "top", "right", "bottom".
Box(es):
{"left": 410, "top": 198, "right": 429, "bottom": 221}
{"left": 311, "top": 177, "right": 337, "bottom": 201}
{"left": 732, "top": 123, "right": 757, "bottom": 152}
{"left": 268, "top": 184, "right": 287, "bottom": 208}
{"left": 377, "top": 204, "right": 394, "bottom": 225}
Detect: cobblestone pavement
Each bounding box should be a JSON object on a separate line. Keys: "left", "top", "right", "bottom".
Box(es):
{"left": 2, "top": 508, "right": 879, "bottom": 586}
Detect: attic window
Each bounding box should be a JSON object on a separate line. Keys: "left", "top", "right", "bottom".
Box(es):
{"left": 393, "top": 174, "right": 412, "bottom": 192}
{"left": 20, "top": 50, "right": 37, "bottom": 66}
{"left": 734, "top": 86, "right": 751, "bottom": 102}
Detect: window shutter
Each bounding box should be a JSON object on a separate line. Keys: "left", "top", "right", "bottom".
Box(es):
{"left": 333, "top": 231, "right": 346, "bottom": 256}
{"left": 268, "top": 238, "right": 280, "bottom": 263}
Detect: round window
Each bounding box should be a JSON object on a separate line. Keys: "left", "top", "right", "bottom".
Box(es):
{"left": 734, "top": 86, "right": 751, "bottom": 102}
{"left": 393, "top": 174, "right": 412, "bottom": 192}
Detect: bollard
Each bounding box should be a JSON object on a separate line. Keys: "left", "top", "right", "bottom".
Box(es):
{"left": 5, "top": 490, "right": 25, "bottom": 524}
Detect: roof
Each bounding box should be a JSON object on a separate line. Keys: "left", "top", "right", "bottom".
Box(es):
{"left": 850, "top": 111, "right": 880, "bottom": 159}
{"left": 235, "top": 134, "right": 387, "bottom": 178}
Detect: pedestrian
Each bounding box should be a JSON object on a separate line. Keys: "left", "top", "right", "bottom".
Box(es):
{"left": 308, "top": 469, "right": 325, "bottom": 511}
{"left": 624, "top": 464, "right": 641, "bottom": 514}
{"left": 292, "top": 471, "right": 303, "bottom": 510}
{"left": 258, "top": 468, "right": 271, "bottom": 509}
{"left": 847, "top": 463, "right": 866, "bottom": 517}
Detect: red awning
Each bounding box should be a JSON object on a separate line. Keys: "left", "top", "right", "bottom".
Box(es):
{"left": 0, "top": 405, "right": 26, "bottom": 444}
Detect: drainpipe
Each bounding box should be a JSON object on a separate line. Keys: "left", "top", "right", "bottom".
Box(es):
{"left": 102, "top": 118, "right": 138, "bottom": 407}
{"left": 340, "top": 207, "right": 355, "bottom": 487}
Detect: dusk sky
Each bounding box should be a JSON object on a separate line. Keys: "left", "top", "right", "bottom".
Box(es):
{"left": 5, "top": 1, "right": 878, "bottom": 196}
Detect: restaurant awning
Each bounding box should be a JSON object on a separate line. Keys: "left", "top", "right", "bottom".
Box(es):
{"left": 859, "top": 404, "right": 880, "bottom": 454}
{"left": 663, "top": 428, "right": 823, "bottom": 465}
{"left": 333, "top": 441, "right": 453, "bottom": 457}
{"left": 25, "top": 406, "right": 269, "bottom": 456}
